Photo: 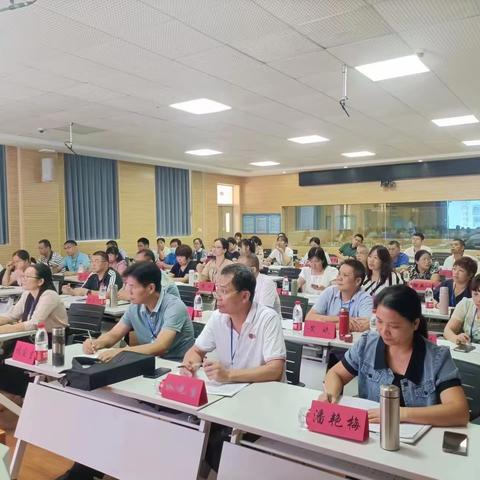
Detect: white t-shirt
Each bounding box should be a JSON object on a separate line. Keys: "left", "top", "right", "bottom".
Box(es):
{"left": 451, "top": 297, "right": 480, "bottom": 343}
{"left": 195, "top": 302, "right": 286, "bottom": 372}
{"left": 404, "top": 245, "right": 432, "bottom": 262}
{"left": 254, "top": 273, "right": 281, "bottom": 314}
{"left": 299, "top": 266, "right": 338, "bottom": 294}
{"left": 442, "top": 254, "right": 479, "bottom": 270}
{"left": 268, "top": 247, "right": 293, "bottom": 266}
{"left": 301, "top": 251, "right": 331, "bottom": 265}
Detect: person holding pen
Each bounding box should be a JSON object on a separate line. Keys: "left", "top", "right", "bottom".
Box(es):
{"left": 320, "top": 285, "right": 469, "bottom": 427}
{"left": 443, "top": 274, "right": 480, "bottom": 344}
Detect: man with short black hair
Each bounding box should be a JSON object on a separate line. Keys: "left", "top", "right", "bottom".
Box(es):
{"left": 83, "top": 262, "right": 194, "bottom": 362}
{"left": 305, "top": 259, "right": 372, "bottom": 331}
{"left": 388, "top": 240, "right": 409, "bottom": 270}
{"left": 164, "top": 238, "right": 182, "bottom": 265}
{"left": 237, "top": 254, "right": 281, "bottom": 314}
{"left": 443, "top": 238, "right": 478, "bottom": 270}
{"left": 137, "top": 237, "right": 150, "bottom": 251}
{"left": 404, "top": 232, "right": 431, "bottom": 262}
{"left": 62, "top": 240, "right": 90, "bottom": 272}
{"left": 62, "top": 251, "right": 122, "bottom": 296}
{"left": 339, "top": 233, "right": 363, "bottom": 259}
{"left": 38, "top": 239, "right": 64, "bottom": 272}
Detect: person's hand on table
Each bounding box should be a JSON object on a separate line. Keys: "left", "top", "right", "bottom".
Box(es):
{"left": 456, "top": 333, "right": 470, "bottom": 345}
{"left": 203, "top": 360, "right": 230, "bottom": 383}
{"left": 317, "top": 392, "right": 340, "bottom": 403}
{"left": 368, "top": 408, "right": 380, "bottom": 424}
{"left": 179, "top": 359, "right": 201, "bottom": 377}
{"left": 98, "top": 348, "right": 121, "bottom": 363}
{"left": 349, "top": 318, "right": 369, "bottom": 332}
{"left": 62, "top": 284, "right": 73, "bottom": 295}
{"left": 82, "top": 338, "right": 97, "bottom": 354}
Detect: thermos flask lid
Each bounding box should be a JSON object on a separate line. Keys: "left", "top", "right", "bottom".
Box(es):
{"left": 380, "top": 384, "right": 400, "bottom": 398}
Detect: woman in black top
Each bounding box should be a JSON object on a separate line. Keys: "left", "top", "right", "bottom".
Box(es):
{"left": 434, "top": 256, "right": 477, "bottom": 307}
{"left": 170, "top": 245, "right": 197, "bottom": 282}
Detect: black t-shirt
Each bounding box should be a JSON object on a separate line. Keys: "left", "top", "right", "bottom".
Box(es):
{"left": 82, "top": 268, "right": 123, "bottom": 291}
{"left": 170, "top": 260, "right": 197, "bottom": 278}
{"left": 226, "top": 251, "right": 240, "bottom": 261}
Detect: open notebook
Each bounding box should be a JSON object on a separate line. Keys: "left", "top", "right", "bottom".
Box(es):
{"left": 195, "top": 369, "right": 249, "bottom": 397}
{"left": 338, "top": 396, "right": 431, "bottom": 444}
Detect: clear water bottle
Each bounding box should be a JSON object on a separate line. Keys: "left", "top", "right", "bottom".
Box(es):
{"left": 370, "top": 309, "right": 377, "bottom": 331}
{"left": 292, "top": 301, "right": 303, "bottom": 331}
{"left": 193, "top": 290, "right": 203, "bottom": 319}
{"left": 282, "top": 276, "right": 289, "bottom": 295}
{"left": 425, "top": 287, "right": 434, "bottom": 309}
{"left": 402, "top": 269, "right": 410, "bottom": 283}
{"left": 35, "top": 322, "right": 48, "bottom": 365}
{"left": 78, "top": 263, "right": 85, "bottom": 273}
{"left": 99, "top": 283, "right": 108, "bottom": 300}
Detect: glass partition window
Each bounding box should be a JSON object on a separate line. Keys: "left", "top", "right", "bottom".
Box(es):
{"left": 283, "top": 201, "right": 480, "bottom": 251}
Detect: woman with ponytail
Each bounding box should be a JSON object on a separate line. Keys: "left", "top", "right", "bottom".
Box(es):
{"left": 319, "top": 284, "right": 469, "bottom": 427}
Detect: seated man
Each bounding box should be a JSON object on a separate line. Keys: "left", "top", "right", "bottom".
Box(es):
{"left": 404, "top": 232, "right": 432, "bottom": 262}
{"left": 339, "top": 233, "right": 363, "bottom": 259}
{"left": 62, "top": 251, "right": 122, "bottom": 296}
{"left": 37, "top": 238, "right": 64, "bottom": 273}
{"left": 387, "top": 240, "right": 409, "bottom": 270}
{"left": 237, "top": 253, "right": 281, "bottom": 314}
{"left": 305, "top": 259, "right": 373, "bottom": 332}
{"left": 62, "top": 240, "right": 90, "bottom": 272}
{"left": 443, "top": 238, "right": 478, "bottom": 270}
{"left": 164, "top": 238, "right": 181, "bottom": 265}
{"left": 83, "top": 262, "right": 194, "bottom": 361}
{"left": 181, "top": 263, "right": 285, "bottom": 472}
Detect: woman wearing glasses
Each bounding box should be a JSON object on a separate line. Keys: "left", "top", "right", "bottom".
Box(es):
{"left": 0, "top": 263, "right": 68, "bottom": 334}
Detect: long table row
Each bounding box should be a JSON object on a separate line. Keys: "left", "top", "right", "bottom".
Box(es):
{"left": 3, "top": 343, "right": 480, "bottom": 480}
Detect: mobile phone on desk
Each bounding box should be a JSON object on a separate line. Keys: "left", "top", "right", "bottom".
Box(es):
{"left": 442, "top": 431, "right": 468, "bottom": 456}
{"left": 143, "top": 367, "right": 171, "bottom": 379}
{"left": 453, "top": 344, "right": 476, "bottom": 353}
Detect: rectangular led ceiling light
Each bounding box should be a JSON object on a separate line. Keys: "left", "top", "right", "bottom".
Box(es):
{"left": 432, "top": 115, "right": 479, "bottom": 127}
{"left": 170, "top": 98, "right": 231, "bottom": 114}
{"left": 355, "top": 55, "right": 429, "bottom": 81}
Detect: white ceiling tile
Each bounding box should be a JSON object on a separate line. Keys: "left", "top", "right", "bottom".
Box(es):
{"left": 3, "top": 67, "right": 79, "bottom": 92}
{"left": 0, "top": 80, "right": 46, "bottom": 101}
{"left": 298, "top": 5, "right": 393, "bottom": 48}
{"left": 57, "top": 84, "right": 121, "bottom": 103}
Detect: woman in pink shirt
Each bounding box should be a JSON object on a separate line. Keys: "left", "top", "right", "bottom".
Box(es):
{"left": 1, "top": 249, "right": 32, "bottom": 287}
{"left": 106, "top": 246, "right": 127, "bottom": 276}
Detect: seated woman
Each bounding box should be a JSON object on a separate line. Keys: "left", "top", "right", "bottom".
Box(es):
{"left": 264, "top": 234, "right": 293, "bottom": 266}
{"left": 196, "top": 238, "right": 233, "bottom": 283}
{"left": 298, "top": 247, "right": 338, "bottom": 294}
{"left": 106, "top": 246, "right": 127, "bottom": 275}
{"left": 0, "top": 263, "right": 68, "bottom": 334}
{"left": 362, "top": 245, "right": 404, "bottom": 296}
{"left": 443, "top": 274, "right": 480, "bottom": 344}
{"left": 300, "top": 237, "right": 331, "bottom": 265}
{"left": 170, "top": 245, "right": 198, "bottom": 282}
{"left": 250, "top": 235, "right": 264, "bottom": 262}
{"left": 192, "top": 237, "right": 207, "bottom": 263}
{"left": 238, "top": 238, "right": 255, "bottom": 257}
{"left": 1, "top": 249, "right": 32, "bottom": 286}
{"left": 407, "top": 250, "right": 440, "bottom": 282}
{"left": 321, "top": 285, "right": 469, "bottom": 427}
{"left": 434, "top": 257, "right": 476, "bottom": 308}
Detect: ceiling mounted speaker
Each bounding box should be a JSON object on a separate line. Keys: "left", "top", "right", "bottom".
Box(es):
{"left": 41, "top": 157, "right": 54, "bottom": 182}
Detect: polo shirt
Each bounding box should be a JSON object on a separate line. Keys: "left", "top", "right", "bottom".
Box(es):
{"left": 161, "top": 270, "right": 180, "bottom": 298}
{"left": 82, "top": 268, "right": 123, "bottom": 291}
{"left": 120, "top": 291, "right": 194, "bottom": 360}
{"left": 38, "top": 252, "right": 64, "bottom": 270}
{"left": 442, "top": 254, "right": 479, "bottom": 270}
{"left": 404, "top": 245, "right": 432, "bottom": 262}
{"left": 254, "top": 273, "right": 281, "bottom": 314}
{"left": 339, "top": 243, "right": 357, "bottom": 258}
{"left": 392, "top": 252, "right": 409, "bottom": 268}
{"left": 195, "top": 302, "right": 286, "bottom": 373}
{"left": 450, "top": 297, "right": 480, "bottom": 343}
{"left": 62, "top": 252, "right": 90, "bottom": 272}
{"left": 312, "top": 285, "right": 373, "bottom": 318}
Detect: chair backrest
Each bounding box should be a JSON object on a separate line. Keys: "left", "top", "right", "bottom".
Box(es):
{"left": 285, "top": 340, "right": 303, "bottom": 386}
{"left": 279, "top": 267, "right": 301, "bottom": 280}
{"left": 177, "top": 284, "right": 196, "bottom": 307}
{"left": 67, "top": 303, "right": 105, "bottom": 333}
{"left": 193, "top": 321, "right": 205, "bottom": 339}
{"left": 454, "top": 359, "right": 480, "bottom": 421}
{"left": 280, "top": 295, "right": 309, "bottom": 320}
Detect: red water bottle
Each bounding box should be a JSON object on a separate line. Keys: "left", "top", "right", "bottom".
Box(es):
{"left": 338, "top": 307, "right": 349, "bottom": 340}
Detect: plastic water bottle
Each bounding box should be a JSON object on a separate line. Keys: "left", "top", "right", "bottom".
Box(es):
{"left": 78, "top": 263, "right": 85, "bottom": 273}
{"left": 292, "top": 301, "right": 303, "bottom": 331}
{"left": 99, "top": 283, "right": 107, "bottom": 300}
{"left": 188, "top": 269, "right": 195, "bottom": 286}
{"left": 370, "top": 309, "right": 377, "bottom": 331}
{"left": 35, "top": 322, "right": 48, "bottom": 365}
{"left": 193, "top": 290, "right": 203, "bottom": 319}
{"left": 425, "top": 287, "right": 434, "bottom": 309}
{"left": 282, "top": 276, "right": 289, "bottom": 295}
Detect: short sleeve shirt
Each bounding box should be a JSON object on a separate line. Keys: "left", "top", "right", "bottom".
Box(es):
{"left": 299, "top": 266, "right": 338, "bottom": 294}
{"left": 63, "top": 252, "right": 91, "bottom": 272}
{"left": 451, "top": 297, "right": 480, "bottom": 343}
{"left": 312, "top": 285, "right": 373, "bottom": 318}
{"left": 82, "top": 268, "right": 123, "bottom": 291}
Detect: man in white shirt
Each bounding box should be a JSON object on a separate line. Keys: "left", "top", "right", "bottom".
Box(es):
{"left": 181, "top": 263, "right": 285, "bottom": 473}
{"left": 264, "top": 234, "right": 293, "bottom": 266}
{"left": 443, "top": 238, "right": 478, "bottom": 270}
{"left": 403, "top": 232, "right": 432, "bottom": 262}
{"left": 237, "top": 253, "right": 281, "bottom": 314}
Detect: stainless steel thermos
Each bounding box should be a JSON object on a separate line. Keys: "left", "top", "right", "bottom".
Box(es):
{"left": 52, "top": 327, "right": 65, "bottom": 367}
{"left": 380, "top": 384, "right": 400, "bottom": 451}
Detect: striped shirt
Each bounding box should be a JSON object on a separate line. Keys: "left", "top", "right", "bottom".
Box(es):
{"left": 82, "top": 268, "right": 123, "bottom": 292}
{"left": 38, "top": 252, "right": 64, "bottom": 271}
{"left": 362, "top": 271, "right": 404, "bottom": 296}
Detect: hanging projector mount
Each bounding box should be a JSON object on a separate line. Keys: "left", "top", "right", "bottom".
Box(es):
{"left": 339, "top": 64, "right": 350, "bottom": 117}
{"left": 0, "top": 0, "right": 38, "bottom": 13}
{"left": 64, "top": 122, "right": 78, "bottom": 156}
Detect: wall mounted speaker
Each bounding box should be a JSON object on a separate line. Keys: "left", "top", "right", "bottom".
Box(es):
{"left": 41, "top": 157, "right": 54, "bottom": 182}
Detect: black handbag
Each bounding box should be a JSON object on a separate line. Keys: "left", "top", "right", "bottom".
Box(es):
{"left": 60, "top": 351, "right": 155, "bottom": 391}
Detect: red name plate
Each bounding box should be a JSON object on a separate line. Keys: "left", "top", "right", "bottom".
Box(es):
{"left": 186, "top": 306, "right": 194, "bottom": 320}
{"left": 197, "top": 281, "right": 215, "bottom": 293}
{"left": 77, "top": 272, "right": 90, "bottom": 281}
{"left": 159, "top": 373, "right": 208, "bottom": 407}
{"left": 12, "top": 340, "right": 36, "bottom": 365}
{"left": 439, "top": 269, "right": 453, "bottom": 279}
{"left": 86, "top": 294, "right": 105, "bottom": 305}
{"left": 303, "top": 320, "right": 336, "bottom": 339}
{"left": 427, "top": 333, "right": 438, "bottom": 344}
{"left": 306, "top": 400, "right": 369, "bottom": 442}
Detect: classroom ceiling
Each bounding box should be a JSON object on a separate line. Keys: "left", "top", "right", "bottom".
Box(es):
{"left": 1, "top": 0, "right": 480, "bottom": 176}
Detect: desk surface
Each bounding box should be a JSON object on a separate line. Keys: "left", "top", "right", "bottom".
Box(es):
{"left": 0, "top": 329, "right": 35, "bottom": 343}
{"left": 199, "top": 381, "right": 480, "bottom": 480}
{"left": 0, "top": 286, "right": 23, "bottom": 297}
{"left": 60, "top": 295, "right": 129, "bottom": 317}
